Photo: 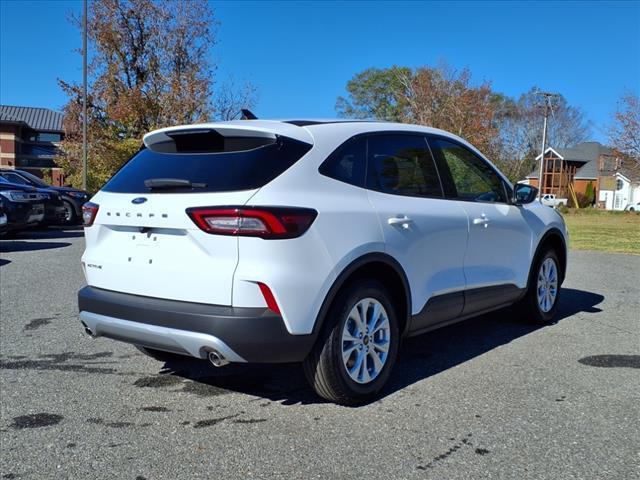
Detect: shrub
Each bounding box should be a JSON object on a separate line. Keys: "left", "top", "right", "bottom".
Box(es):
{"left": 585, "top": 182, "right": 595, "bottom": 206}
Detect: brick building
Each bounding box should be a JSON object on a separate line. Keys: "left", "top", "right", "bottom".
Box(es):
{"left": 525, "top": 141, "right": 640, "bottom": 209}
{"left": 0, "top": 105, "right": 65, "bottom": 186}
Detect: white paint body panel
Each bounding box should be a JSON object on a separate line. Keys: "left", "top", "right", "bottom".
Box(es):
{"left": 83, "top": 189, "right": 257, "bottom": 305}
{"left": 461, "top": 202, "right": 534, "bottom": 289}
{"left": 366, "top": 191, "right": 469, "bottom": 310}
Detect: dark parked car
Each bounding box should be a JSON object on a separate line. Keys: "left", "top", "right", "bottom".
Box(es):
{"left": 0, "top": 177, "right": 66, "bottom": 225}
{"left": 0, "top": 179, "right": 47, "bottom": 232}
{"left": 0, "top": 204, "right": 8, "bottom": 236}
{"left": 0, "top": 169, "right": 90, "bottom": 224}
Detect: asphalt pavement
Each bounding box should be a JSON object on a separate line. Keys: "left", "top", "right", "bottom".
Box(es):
{"left": 1, "top": 228, "right": 639, "bottom": 479}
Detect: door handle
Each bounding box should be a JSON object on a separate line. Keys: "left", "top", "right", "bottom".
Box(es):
{"left": 472, "top": 214, "right": 490, "bottom": 228}
{"left": 388, "top": 216, "right": 413, "bottom": 229}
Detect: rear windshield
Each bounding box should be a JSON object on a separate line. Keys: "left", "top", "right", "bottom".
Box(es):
{"left": 101, "top": 136, "right": 312, "bottom": 194}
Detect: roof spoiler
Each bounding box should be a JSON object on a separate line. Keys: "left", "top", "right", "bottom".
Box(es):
{"left": 143, "top": 120, "right": 314, "bottom": 152}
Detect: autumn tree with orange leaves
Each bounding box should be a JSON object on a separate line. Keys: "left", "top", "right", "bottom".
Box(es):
{"left": 337, "top": 65, "right": 590, "bottom": 181}
{"left": 58, "top": 0, "right": 256, "bottom": 190}
{"left": 398, "top": 66, "right": 501, "bottom": 161}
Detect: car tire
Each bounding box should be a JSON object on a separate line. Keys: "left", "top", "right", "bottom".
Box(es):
{"left": 134, "top": 345, "right": 186, "bottom": 362}
{"left": 303, "top": 279, "right": 400, "bottom": 405}
{"left": 516, "top": 249, "right": 562, "bottom": 324}
{"left": 62, "top": 200, "right": 77, "bottom": 225}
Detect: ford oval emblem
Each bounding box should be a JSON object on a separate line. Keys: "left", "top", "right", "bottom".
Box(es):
{"left": 131, "top": 197, "right": 147, "bottom": 204}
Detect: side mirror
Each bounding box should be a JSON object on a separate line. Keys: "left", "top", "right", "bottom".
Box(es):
{"left": 513, "top": 183, "right": 538, "bottom": 205}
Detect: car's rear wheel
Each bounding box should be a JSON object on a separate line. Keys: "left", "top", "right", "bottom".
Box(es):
{"left": 303, "top": 280, "right": 399, "bottom": 405}
{"left": 516, "top": 249, "right": 561, "bottom": 324}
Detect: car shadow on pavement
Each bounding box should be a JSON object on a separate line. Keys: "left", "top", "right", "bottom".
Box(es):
{"left": 11, "top": 226, "right": 84, "bottom": 240}
{"left": 0, "top": 240, "right": 72, "bottom": 253}
{"left": 161, "top": 288, "right": 604, "bottom": 406}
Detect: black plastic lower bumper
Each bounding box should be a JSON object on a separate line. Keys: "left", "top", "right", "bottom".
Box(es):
{"left": 78, "top": 286, "right": 315, "bottom": 363}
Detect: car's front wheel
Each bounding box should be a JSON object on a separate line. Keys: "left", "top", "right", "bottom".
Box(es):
{"left": 303, "top": 280, "right": 400, "bottom": 405}
{"left": 516, "top": 249, "right": 562, "bottom": 324}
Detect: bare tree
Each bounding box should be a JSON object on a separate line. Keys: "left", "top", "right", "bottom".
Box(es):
{"left": 609, "top": 92, "right": 640, "bottom": 163}
{"left": 494, "top": 88, "right": 591, "bottom": 180}
{"left": 213, "top": 76, "right": 259, "bottom": 121}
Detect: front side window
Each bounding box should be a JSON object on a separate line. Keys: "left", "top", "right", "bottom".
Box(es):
{"left": 429, "top": 138, "right": 507, "bottom": 203}
{"left": 319, "top": 136, "right": 366, "bottom": 187}
{"left": 366, "top": 134, "right": 442, "bottom": 198}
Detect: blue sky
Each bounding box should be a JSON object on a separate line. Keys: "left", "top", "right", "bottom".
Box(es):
{"left": 1, "top": 0, "right": 639, "bottom": 142}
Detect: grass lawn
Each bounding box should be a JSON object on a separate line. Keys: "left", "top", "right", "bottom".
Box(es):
{"left": 561, "top": 209, "right": 640, "bottom": 255}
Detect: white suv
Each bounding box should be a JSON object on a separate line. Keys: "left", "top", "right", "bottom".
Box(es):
{"left": 78, "top": 120, "right": 568, "bottom": 404}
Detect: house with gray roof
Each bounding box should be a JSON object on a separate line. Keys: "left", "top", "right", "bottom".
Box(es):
{"left": 0, "top": 105, "right": 65, "bottom": 185}
{"left": 525, "top": 141, "right": 639, "bottom": 210}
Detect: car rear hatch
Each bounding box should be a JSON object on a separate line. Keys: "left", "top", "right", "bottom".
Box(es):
{"left": 82, "top": 122, "right": 313, "bottom": 306}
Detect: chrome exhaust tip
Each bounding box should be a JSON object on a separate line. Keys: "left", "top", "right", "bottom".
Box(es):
{"left": 207, "top": 350, "right": 229, "bottom": 367}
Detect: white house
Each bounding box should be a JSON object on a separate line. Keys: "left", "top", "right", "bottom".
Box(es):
{"left": 598, "top": 171, "right": 640, "bottom": 211}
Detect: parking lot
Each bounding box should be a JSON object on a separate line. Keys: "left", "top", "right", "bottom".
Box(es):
{"left": 1, "top": 228, "right": 639, "bottom": 479}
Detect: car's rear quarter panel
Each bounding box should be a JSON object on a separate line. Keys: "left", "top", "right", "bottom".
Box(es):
{"left": 233, "top": 137, "right": 385, "bottom": 335}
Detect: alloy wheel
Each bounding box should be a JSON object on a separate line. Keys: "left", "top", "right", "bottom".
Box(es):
{"left": 341, "top": 298, "right": 391, "bottom": 384}
{"left": 537, "top": 257, "right": 558, "bottom": 313}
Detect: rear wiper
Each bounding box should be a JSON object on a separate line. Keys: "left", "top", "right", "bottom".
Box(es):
{"left": 144, "top": 178, "right": 207, "bottom": 190}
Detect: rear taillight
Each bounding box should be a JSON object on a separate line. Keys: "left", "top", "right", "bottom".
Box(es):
{"left": 186, "top": 206, "right": 317, "bottom": 239}
{"left": 82, "top": 202, "right": 99, "bottom": 227}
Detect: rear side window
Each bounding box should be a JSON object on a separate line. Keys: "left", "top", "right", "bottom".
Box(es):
{"left": 319, "top": 136, "right": 367, "bottom": 187}
{"left": 101, "top": 136, "right": 311, "bottom": 194}
{"left": 429, "top": 137, "right": 507, "bottom": 203}
{"left": 366, "top": 134, "right": 443, "bottom": 198}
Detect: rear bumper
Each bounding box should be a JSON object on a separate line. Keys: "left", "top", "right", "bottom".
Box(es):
{"left": 77, "top": 286, "right": 315, "bottom": 363}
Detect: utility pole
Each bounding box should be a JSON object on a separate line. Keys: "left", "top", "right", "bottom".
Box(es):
{"left": 82, "top": 0, "right": 88, "bottom": 191}
{"left": 536, "top": 91, "right": 559, "bottom": 200}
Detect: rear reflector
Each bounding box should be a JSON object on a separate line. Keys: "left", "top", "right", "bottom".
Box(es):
{"left": 257, "top": 282, "right": 281, "bottom": 315}
{"left": 186, "top": 206, "right": 317, "bottom": 239}
{"left": 82, "top": 202, "right": 99, "bottom": 227}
